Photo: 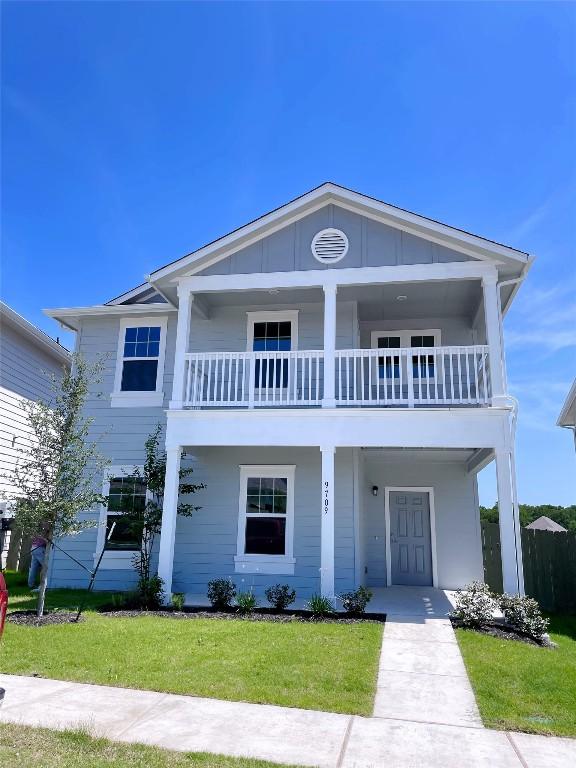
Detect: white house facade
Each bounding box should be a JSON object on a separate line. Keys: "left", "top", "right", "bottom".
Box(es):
{"left": 45, "top": 183, "right": 532, "bottom": 601}
{"left": 0, "top": 302, "right": 71, "bottom": 565}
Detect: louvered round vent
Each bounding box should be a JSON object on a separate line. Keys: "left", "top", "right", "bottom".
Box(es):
{"left": 311, "top": 228, "right": 349, "bottom": 264}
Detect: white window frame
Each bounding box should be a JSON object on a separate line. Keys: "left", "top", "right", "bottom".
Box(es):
{"left": 246, "top": 310, "right": 299, "bottom": 352}
{"left": 370, "top": 328, "right": 441, "bottom": 383}
{"left": 111, "top": 316, "right": 168, "bottom": 408}
{"left": 95, "top": 465, "right": 148, "bottom": 569}
{"left": 370, "top": 328, "right": 441, "bottom": 350}
{"left": 234, "top": 464, "right": 296, "bottom": 575}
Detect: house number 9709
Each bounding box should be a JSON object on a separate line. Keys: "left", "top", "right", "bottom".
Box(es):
{"left": 324, "top": 481, "right": 330, "bottom": 515}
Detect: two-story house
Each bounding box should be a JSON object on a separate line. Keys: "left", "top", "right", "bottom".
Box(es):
{"left": 45, "top": 183, "right": 532, "bottom": 602}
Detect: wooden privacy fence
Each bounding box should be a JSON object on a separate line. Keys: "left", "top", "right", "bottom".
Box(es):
{"left": 481, "top": 521, "right": 576, "bottom": 613}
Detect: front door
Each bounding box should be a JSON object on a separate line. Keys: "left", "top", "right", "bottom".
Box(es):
{"left": 389, "top": 490, "right": 433, "bottom": 586}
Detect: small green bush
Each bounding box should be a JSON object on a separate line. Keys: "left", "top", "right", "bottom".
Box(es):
{"left": 207, "top": 578, "right": 236, "bottom": 610}
{"left": 498, "top": 594, "right": 549, "bottom": 640}
{"left": 450, "top": 581, "right": 495, "bottom": 628}
{"left": 339, "top": 586, "right": 373, "bottom": 615}
{"left": 137, "top": 575, "right": 165, "bottom": 610}
{"left": 236, "top": 590, "right": 258, "bottom": 614}
{"left": 265, "top": 584, "right": 296, "bottom": 611}
{"left": 171, "top": 592, "right": 185, "bottom": 611}
{"left": 306, "top": 594, "right": 334, "bottom": 618}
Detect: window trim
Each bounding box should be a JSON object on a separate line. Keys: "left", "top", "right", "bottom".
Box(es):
{"left": 95, "top": 465, "right": 148, "bottom": 569}
{"left": 234, "top": 464, "right": 296, "bottom": 575}
{"left": 111, "top": 316, "right": 168, "bottom": 408}
{"left": 246, "top": 310, "right": 299, "bottom": 352}
{"left": 370, "top": 328, "right": 441, "bottom": 350}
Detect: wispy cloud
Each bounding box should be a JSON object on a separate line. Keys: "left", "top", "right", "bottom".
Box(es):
{"left": 509, "top": 377, "right": 573, "bottom": 433}
{"left": 505, "top": 280, "right": 576, "bottom": 353}
{"left": 506, "top": 199, "right": 553, "bottom": 242}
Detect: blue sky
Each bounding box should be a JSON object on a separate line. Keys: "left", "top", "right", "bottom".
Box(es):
{"left": 2, "top": 2, "right": 575, "bottom": 505}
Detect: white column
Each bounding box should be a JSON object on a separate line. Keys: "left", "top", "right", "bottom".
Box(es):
{"left": 157, "top": 446, "right": 181, "bottom": 600}
{"left": 320, "top": 445, "right": 335, "bottom": 598}
{"left": 482, "top": 273, "right": 506, "bottom": 404}
{"left": 495, "top": 447, "right": 523, "bottom": 595}
{"left": 322, "top": 284, "right": 337, "bottom": 408}
{"left": 169, "top": 286, "right": 193, "bottom": 409}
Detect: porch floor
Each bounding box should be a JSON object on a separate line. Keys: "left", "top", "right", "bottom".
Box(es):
{"left": 183, "top": 586, "right": 458, "bottom": 616}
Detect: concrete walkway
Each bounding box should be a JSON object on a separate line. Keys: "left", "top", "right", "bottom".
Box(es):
{"left": 373, "top": 587, "right": 482, "bottom": 728}
{"left": 1, "top": 673, "right": 574, "bottom": 767}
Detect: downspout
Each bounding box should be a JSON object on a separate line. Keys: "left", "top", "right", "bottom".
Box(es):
{"left": 496, "top": 266, "right": 531, "bottom": 594}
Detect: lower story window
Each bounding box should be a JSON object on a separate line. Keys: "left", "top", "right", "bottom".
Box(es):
{"left": 236, "top": 465, "right": 295, "bottom": 573}
{"left": 105, "top": 476, "right": 146, "bottom": 551}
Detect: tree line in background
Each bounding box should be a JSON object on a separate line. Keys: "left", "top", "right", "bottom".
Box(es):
{"left": 480, "top": 504, "right": 576, "bottom": 534}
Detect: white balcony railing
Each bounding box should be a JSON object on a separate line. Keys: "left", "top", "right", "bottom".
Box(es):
{"left": 335, "top": 345, "right": 491, "bottom": 406}
{"left": 183, "top": 345, "right": 491, "bottom": 408}
{"left": 184, "top": 350, "right": 324, "bottom": 408}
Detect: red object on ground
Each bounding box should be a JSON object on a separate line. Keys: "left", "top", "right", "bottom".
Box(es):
{"left": 0, "top": 571, "right": 8, "bottom": 638}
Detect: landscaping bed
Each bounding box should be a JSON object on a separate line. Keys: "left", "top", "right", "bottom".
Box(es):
{"left": 6, "top": 610, "right": 85, "bottom": 627}
{"left": 450, "top": 617, "right": 552, "bottom": 647}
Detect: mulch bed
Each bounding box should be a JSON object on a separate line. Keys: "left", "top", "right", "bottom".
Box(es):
{"left": 450, "top": 617, "right": 554, "bottom": 647}
{"left": 98, "top": 606, "right": 387, "bottom": 624}
{"left": 7, "top": 610, "right": 85, "bottom": 626}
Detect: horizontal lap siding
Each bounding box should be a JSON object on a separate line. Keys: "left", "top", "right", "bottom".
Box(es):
{"left": 363, "top": 456, "right": 483, "bottom": 590}
{"left": 49, "top": 314, "right": 176, "bottom": 591}
{"left": 172, "top": 447, "right": 356, "bottom": 599}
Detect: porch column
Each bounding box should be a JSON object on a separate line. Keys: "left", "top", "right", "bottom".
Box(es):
{"left": 320, "top": 445, "right": 335, "bottom": 597}
{"left": 322, "top": 284, "right": 337, "bottom": 408}
{"left": 495, "top": 447, "right": 524, "bottom": 595}
{"left": 482, "top": 272, "right": 506, "bottom": 404}
{"left": 169, "top": 286, "right": 193, "bottom": 409}
{"left": 157, "top": 446, "right": 182, "bottom": 599}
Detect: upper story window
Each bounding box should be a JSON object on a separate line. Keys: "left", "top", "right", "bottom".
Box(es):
{"left": 112, "top": 316, "right": 168, "bottom": 408}
{"left": 371, "top": 329, "right": 441, "bottom": 380}
{"left": 247, "top": 311, "right": 299, "bottom": 390}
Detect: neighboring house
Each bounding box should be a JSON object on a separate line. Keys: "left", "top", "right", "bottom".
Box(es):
{"left": 0, "top": 302, "right": 71, "bottom": 566}
{"left": 525, "top": 516, "right": 567, "bottom": 533}
{"left": 557, "top": 379, "right": 576, "bottom": 452}
{"left": 45, "top": 183, "right": 533, "bottom": 600}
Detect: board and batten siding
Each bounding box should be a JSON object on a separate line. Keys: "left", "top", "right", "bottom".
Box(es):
{"left": 362, "top": 453, "right": 483, "bottom": 589}
{"left": 198, "top": 205, "right": 472, "bottom": 277}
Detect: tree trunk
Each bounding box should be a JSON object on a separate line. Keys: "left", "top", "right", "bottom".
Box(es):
{"left": 36, "top": 539, "right": 52, "bottom": 618}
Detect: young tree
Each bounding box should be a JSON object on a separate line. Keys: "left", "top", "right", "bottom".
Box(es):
{"left": 111, "top": 425, "right": 204, "bottom": 609}
{"left": 4, "top": 354, "right": 109, "bottom": 617}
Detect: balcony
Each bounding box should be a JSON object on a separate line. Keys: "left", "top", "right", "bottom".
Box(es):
{"left": 182, "top": 345, "right": 491, "bottom": 409}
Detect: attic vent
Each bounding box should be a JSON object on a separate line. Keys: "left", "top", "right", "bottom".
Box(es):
{"left": 311, "top": 228, "right": 349, "bottom": 264}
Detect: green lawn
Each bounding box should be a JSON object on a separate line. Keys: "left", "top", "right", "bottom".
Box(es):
{"left": 456, "top": 614, "right": 576, "bottom": 737}
{"left": 1, "top": 575, "right": 382, "bottom": 715}
{"left": 0, "top": 724, "right": 296, "bottom": 768}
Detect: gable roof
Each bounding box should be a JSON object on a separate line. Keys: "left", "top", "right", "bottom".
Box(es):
{"left": 526, "top": 516, "right": 568, "bottom": 533}
{"left": 108, "top": 182, "right": 532, "bottom": 307}
{"left": 557, "top": 379, "right": 576, "bottom": 428}
{"left": 0, "top": 301, "right": 71, "bottom": 365}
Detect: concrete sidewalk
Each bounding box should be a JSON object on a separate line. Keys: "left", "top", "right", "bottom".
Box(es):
{"left": 0, "top": 673, "right": 574, "bottom": 767}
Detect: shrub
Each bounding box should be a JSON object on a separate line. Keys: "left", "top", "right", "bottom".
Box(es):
{"left": 306, "top": 594, "right": 334, "bottom": 618}
{"left": 171, "top": 592, "right": 185, "bottom": 611}
{"left": 236, "top": 590, "right": 258, "bottom": 614}
{"left": 265, "top": 584, "right": 296, "bottom": 611}
{"left": 339, "top": 586, "right": 373, "bottom": 615}
{"left": 498, "top": 594, "right": 549, "bottom": 640}
{"left": 450, "top": 581, "right": 495, "bottom": 628}
{"left": 207, "top": 578, "right": 236, "bottom": 610}
{"left": 137, "top": 575, "right": 165, "bottom": 610}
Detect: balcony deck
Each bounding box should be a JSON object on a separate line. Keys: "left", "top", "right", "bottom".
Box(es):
{"left": 182, "top": 345, "right": 491, "bottom": 409}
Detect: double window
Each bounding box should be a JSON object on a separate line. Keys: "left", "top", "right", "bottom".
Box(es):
{"left": 371, "top": 330, "right": 441, "bottom": 380}
{"left": 112, "top": 317, "right": 168, "bottom": 407}
{"left": 235, "top": 465, "right": 295, "bottom": 574}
